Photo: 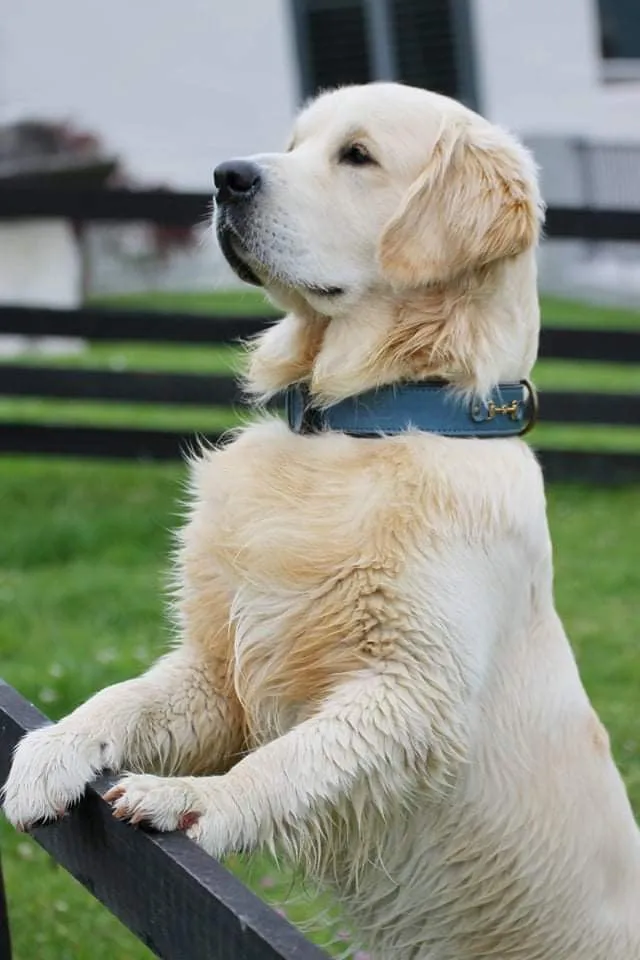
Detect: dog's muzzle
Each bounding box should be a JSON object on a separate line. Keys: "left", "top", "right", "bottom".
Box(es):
{"left": 214, "top": 159, "right": 265, "bottom": 287}
{"left": 215, "top": 220, "right": 263, "bottom": 287}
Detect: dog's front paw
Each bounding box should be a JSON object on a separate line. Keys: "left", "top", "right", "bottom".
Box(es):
{"left": 3, "top": 724, "right": 115, "bottom": 831}
{"left": 105, "top": 774, "right": 244, "bottom": 859}
{"left": 105, "top": 774, "right": 204, "bottom": 832}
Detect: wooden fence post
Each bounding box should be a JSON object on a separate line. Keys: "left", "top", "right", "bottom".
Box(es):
{"left": 0, "top": 850, "right": 11, "bottom": 960}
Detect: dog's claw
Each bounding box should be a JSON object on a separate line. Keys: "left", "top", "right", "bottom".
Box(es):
{"left": 103, "top": 785, "right": 125, "bottom": 804}
{"left": 178, "top": 811, "right": 200, "bottom": 831}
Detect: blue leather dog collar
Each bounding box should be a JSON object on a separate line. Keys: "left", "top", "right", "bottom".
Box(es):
{"left": 284, "top": 380, "right": 537, "bottom": 439}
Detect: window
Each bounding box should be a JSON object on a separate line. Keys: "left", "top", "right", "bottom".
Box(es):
{"left": 292, "top": 1, "right": 372, "bottom": 99}
{"left": 598, "top": 0, "right": 640, "bottom": 80}
{"left": 391, "top": 0, "right": 459, "bottom": 98}
{"left": 291, "top": 0, "right": 477, "bottom": 107}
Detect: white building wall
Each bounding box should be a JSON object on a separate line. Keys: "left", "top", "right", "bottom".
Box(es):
{"left": 472, "top": 0, "right": 640, "bottom": 142}
{"left": 471, "top": 0, "right": 640, "bottom": 306}
{"left": 0, "top": 0, "right": 300, "bottom": 189}
{"left": 4, "top": 0, "right": 640, "bottom": 304}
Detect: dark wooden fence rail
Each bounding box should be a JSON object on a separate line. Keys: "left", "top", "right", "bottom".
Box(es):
{"left": 0, "top": 681, "right": 327, "bottom": 960}
{"left": 0, "top": 849, "right": 10, "bottom": 960}
{"left": 0, "top": 307, "right": 638, "bottom": 417}
{"left": 0, "top": 187, "right": 211, "bottom": 226}
{"left": 1, "top": 303, "right": 640, "bottom": 481}
{"left": 0, "top": 304, "right": 269, "bottom": 344}
{"left": 1, "top": 304, "right": 640, "bottom": 360}
{"left": 1, "top": 185, "right": 640, "bottom": 241}
{"left": 0, "top": 364, "right": 242, "bottom": 407}
{"left": 1, "top": 365, "right": 639, "bottom": 424}
{"left": 1, "top": 422, "right": 638, "bottom": 484}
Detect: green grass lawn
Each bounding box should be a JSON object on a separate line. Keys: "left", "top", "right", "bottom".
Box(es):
{"left": 0, "top": 456, "right": 639, "bottom": 960}
{"left": 0, "top": 457, "right": 345, "bottom": 960}
{"left": 94, "top": 289, "right": 640, "bottom": 329}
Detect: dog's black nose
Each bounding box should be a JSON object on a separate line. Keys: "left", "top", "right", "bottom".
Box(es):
{"left": 214, "top": 160, "right": 262, "bottom": 203}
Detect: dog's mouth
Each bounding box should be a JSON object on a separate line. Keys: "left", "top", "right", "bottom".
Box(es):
{"left": 216, "top": 222, "right": 264, "bottom": 288}
{"left": 216, "top": 221, "right": 344, "bottom": 299}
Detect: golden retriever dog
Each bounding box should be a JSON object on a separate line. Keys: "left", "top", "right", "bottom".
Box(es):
{"left": 4, "top": 83, "right": 640, "bottom": 959}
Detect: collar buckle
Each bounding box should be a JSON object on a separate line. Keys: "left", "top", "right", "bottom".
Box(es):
{"left": 486, "top": 398, "right": 521, "bottom": 421}
{"left": 471, "top": 380, "right": 537, "bottom": 436}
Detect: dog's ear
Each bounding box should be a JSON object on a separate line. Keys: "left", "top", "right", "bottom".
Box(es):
{"left": 378, "top": 122, "right": 543, "bottom": 287}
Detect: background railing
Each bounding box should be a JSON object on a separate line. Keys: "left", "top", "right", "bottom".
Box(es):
{"left": 0, "top": 300, "right": 638, "bottom": 480}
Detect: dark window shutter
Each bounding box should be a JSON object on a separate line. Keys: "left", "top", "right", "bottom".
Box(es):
{"left": 390, "top": 0, "right": 459, "bottom": 98}
{"left": 296, "top": 1, "right": 372, "bottom": 97}
{"left": 598, "top": 0, "right": 640, "bottom": 59}
{"left": 292, "top": 0, "right": 475, "bottom": 106}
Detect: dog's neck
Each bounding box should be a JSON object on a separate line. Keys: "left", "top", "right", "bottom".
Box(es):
{"left": 246, "top": 253, "right": 540, "bottom": 404}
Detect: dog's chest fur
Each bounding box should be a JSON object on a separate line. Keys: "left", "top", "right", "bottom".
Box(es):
{"left": 182, "top": 421, "right": 640, "bottom": 959}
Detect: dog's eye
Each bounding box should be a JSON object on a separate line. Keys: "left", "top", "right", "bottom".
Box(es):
{"left": 339, "top": 143, "right": 377, "bottom": 167}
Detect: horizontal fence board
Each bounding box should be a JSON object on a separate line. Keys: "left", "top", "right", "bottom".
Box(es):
{"left": 538, "top": 326, "right": 640, "bottom": 364}
{"left": 538, "top": 390, "right": 640, "bottom": 426}
{"left": 535, "top": 449, "right": 640, "bottom": 484}
{"left": 0, "top": 854, "right": 10, "bottom": 960}
{"left": 0, "top": 680, "right": 327, "bottom": 960}
{"left": 1, "top": 423, "right": 639, "bottom": 482}
{"left": 0, "top": 305, "right": 270, "bottom": 345}
{"left": 1, "top": 306, "right": 639, "bottom": 363}
{"left": 0, "top": 423, "right": 212, "bottom": 460}
{"left": 544, "top": 206, "right": 640, "bottom": 242}
{"left": 0, "top": 366, "right": 242, "bottom": 407}
{"left": 0, "top": 188, "right": 210, "bottom": 226}
{"left": 2, "top": 188, "right": 640, "bottom": 241}
{"left": 1, "top": 366, "right": 638, "bottom": 426}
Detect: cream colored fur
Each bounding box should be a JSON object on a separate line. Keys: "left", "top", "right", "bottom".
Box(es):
{"left": 4, "top": 83, "right": 640, "bottom": 959}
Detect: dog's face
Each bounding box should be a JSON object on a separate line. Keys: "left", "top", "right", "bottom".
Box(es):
{"left": 215, "top": 83, "right": 541, "bottom": 316}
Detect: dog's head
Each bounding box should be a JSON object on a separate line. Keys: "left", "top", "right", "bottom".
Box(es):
{"left": 215, "top": 82, "right": 542, "bottom": 316}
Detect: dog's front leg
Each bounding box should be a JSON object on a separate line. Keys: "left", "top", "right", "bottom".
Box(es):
{"left": 105, "top": 671, "right": 431, "bottom": 858}
{"left": 3, "top": 645, "right": 244, "bottom": 831}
